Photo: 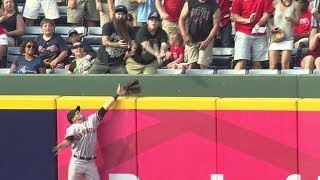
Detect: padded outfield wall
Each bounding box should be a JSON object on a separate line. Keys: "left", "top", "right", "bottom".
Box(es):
{"left": 3, "top": 96, "right": 320, "bottom": 180}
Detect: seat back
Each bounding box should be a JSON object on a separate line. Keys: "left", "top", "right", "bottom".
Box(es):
{"left": 211, "top": 48, "right": 234, "bottom": 69}
{"left": 6, "top": 47, "right": 21, "bottom": 67}
{"left": 248, "top": 69, "right": 279, "bottom": 75}
{"left": 280, "top": 69, "right": 311, "bottom": 75}
{"left": 0, "top": 68, "right": 10, "bottom": 74}
{"left": 216, "top": 69, "right": 247, "bottom": 75}
{"left": 185, "top": 69, "right": 215, "bottom": 75}
{"left": 157, "top": 69, "right": 184, "bottom": 74}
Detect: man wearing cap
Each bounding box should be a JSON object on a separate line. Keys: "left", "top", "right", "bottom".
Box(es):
{"left": 126, "top": 11, "right": 168, "bottom": 74}
{"left": 53, "top": 84, "right": 126, "bottom": 180}
{"left": 179, "top": 0, "right": 221, "bottom": 69}
{"left": 67, "top": 0, "right": 99, "bottom": 26}
{"left": 89, "top": 5, "right": 136, "bottom": 74}
{"left": 67, "top": 29, "right": 97, "bottom": 64}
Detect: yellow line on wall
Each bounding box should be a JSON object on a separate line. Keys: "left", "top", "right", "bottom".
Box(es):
{"left": 0, "top": 96, "right": 59, "bottom": 109}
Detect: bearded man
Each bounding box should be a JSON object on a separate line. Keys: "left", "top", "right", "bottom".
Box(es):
{"left": 89, "top": 5, "right": 137, "bottom": 74}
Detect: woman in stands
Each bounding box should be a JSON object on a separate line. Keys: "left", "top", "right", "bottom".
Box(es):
{"left": 300, "top": 27, "right": 320, "bottom": 69}
{"left": 67, "top": 41, "right": 94, "bottom": 74}
{"left": 268, "top": 0, "right": 301, "bottom": 70}
{"left": 9, "top": 39, "right": 45, "bottom": 74}
{"left": 35, "top": 18, "right": 68, "bottom": 69}
{"left": 1, "top": 0, "right": 25, "bottom": 46}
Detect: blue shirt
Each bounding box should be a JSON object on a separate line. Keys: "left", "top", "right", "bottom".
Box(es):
{"left": 13, "top": 56, "right": 45, "bottom": 74}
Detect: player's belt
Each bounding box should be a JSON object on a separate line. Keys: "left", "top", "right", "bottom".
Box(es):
{"left": 73, "top": 155, "right": 96, "bottom": 161}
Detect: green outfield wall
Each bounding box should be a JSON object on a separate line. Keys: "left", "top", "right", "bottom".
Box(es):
{"left": 0, "top": 74, "right": 319, "bottom": 97}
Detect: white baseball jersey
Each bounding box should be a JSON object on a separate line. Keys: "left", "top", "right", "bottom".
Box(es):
{"left": 65, "top": 112, "right": 103, "bottom": 158}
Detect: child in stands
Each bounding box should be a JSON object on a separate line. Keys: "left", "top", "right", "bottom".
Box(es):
{"left": 163, "top": 31, "right": 185, "bottom": 69}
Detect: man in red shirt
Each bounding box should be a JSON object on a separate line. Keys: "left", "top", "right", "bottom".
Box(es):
{"left": 231, "top": 0, "right": 274, "bottom": 69}
{"left": 293, "top": 0, "right": 311, "bottom": 48}
{"left": 215, "top": 0, "right": 232, "bottom": 47}
{"left": 156, "top": 0, "right": 185, "bottom": 35}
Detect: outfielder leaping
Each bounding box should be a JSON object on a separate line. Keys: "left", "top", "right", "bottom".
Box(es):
{"left": 53, "top": 80, "right": 141, "bottom": 180}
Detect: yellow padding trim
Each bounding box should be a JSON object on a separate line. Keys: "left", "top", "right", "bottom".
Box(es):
{"left": 217, "top": 98, "right": 299, "bottom": 111}
{"left": 57, "top": 96, "right": 136, "bottom": 110}
{"left": 298, "top": 99, "right": 320, "bottom": 111}
{"left": 0, "top": 95, "right": 59, "bottom": 109}
{"left": 137, "top": 97, "right": 218, "bottom": 110}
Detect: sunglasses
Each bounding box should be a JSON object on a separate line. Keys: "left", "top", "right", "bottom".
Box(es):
{"left": 26, "top": 45, "right": 35, "bottom": 49}
{"left": 72, "top": 44, "right": 84, "bottom": 49}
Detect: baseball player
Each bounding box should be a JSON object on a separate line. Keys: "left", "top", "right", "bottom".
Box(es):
{"left": 53, "top": 84, "right": 127, "bottom": 180}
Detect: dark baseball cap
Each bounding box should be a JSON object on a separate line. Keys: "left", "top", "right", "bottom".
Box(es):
{"left": 148, "top": 11, "right": 161, "bottom": 21}
{"left": 68, "top": 29, "right": 79, "bottom": 37}
{"left": 67, "top": 106, "right": 80, "bottom": 124}
{"left": 115, "top": 5, "right": 128, "bottom": 14}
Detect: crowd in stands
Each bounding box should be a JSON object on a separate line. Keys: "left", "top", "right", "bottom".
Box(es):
{"left": 1, "top": 0, "right": 320, "bottom": 74}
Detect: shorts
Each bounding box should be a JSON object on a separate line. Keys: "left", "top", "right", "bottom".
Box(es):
{"left": 99, "top": 3, "right": 111, "bottom": 27}
{"left": 184, "top": 40, "right": 214, "bottom": 67}
{"left": 67, "top": 0, "right": 99, "bottom": 23}
{"left": 23, "top": 0, "right": 60, "bottom": 19}
{"left": 0, "top": 34, "right": 8, "bottom": 45}
{"left": 234, "top": 31, "right": 268, "bottom": 61}
{"left": 269, "top": 39, "right": 294, "bottom": 51}
{"left": 162, "top": 20, "right": 178, "bottom": 36}
{"left": 125, "top": 57, "right": 158, "bottom": 74}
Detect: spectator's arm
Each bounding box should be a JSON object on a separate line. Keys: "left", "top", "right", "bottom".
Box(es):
{"left": 6, "top": 14, "right": 25, "bottom": 37}
{"left": 141, "top": 41, "right": 157, "bottom": 57}
{"left": 309, "top": 28, "right": 319, "bottom": 51}
{"left": 311, "top": 7, "right": 320, "bottom": 21}
{"left": 256, "top": 12, "right": 271, "bottom": 27}
{"left": 232, "top": 13, "right": 256, "bottom": 24}
{"left": 96, "top": 0, "right": 102, "bottom": 11}
{"left": 50, "top": 50, "right": 68, "bottom": 67}
{"left": 179, "top": 2, "right": 191, "bottom": 43}
{"left": 206, "top": 8, "right": 221, "bottom": 42}
{"left": 102, "top": 35, "right": 128, "bottom": 48}
{"left": 107, "top": 0, "right": 114, "bottom": 20}
{"left": 9, "top": 64, "right": 16, "bottom": 74}
{"left": 156, "top": 0, "right": 168, "bottom": 20}
{"left": 292, "top": 1, "right": 301, "bottom": 26}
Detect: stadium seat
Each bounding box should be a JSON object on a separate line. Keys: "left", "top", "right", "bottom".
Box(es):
{"left": 6, "top": 47, "right": 21, "bottom": 67}
{"left": 211, "top": 47, "right": 234, "bottom": 69}
{"left": 83, "top": 27, "right": 102, "bottom": 46}
{"left": 312, "top": 69, "right": 320, "bottom": 74}
{"left": 157, "top": 69, "right": 184, "bottom": 74}
{"left": 16, "top": 26, "right": 42, "bottom": 44}
{"left": 291, "top": 48, "right": 309, "bottom": 68}
{"left": 52, "top": 68, "right": 68, "bottom": 74}
{"left": 216, "top": 69, "right": 247, "bottom": 75}
{"left": 280, "top": 69, "right": 311, "bottom": 75}
{"left": 92, "top": 46, "right": 99, "bottom": 53}
{"left": 248, "top": 69, "right": 279, "bottom": 75}
{"left": 0, "top": 68, "right": 10, "bottom": 74}
{"left": 56, "top": 6, "right": 68, "bottom": 26}
{"left": 185, "top": 69, "right": 215, "bottom": 75}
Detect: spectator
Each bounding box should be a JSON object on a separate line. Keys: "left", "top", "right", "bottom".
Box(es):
{"left": 163, "top": 30, "right": 185, "bottom": 69}
{"left": 135, "top": 0, "right": 156, "bottom": 27}
{"left": 67, "top": 0, "right": 99, "bottom": 26}
{"left": 9, "top": 39, "right": 45, "bottom": 74}
{"left": 36, "top": 19, "right": 68, "bottom": 69}
{"left": 67, "top": 41, "right": 93, "bottom": 74}
{"left": 268, "top": 0, "right": 301, "bottom": 70}
{"left": 300, "top": 27, "right": 320, "bottom": 69}
{"left": 127, "top": 12, "right": 140, "bottom": 35}
{"left": 179, "top": 0, "right": 220, "bottom": 69}
{"left": 0, "top": 11, "right": 7, "bottom": 68}
{"left": 67, "top": 29, "right": 96, "bottom": 61}
{"left": 214, "top": 0, "right": 232, "bottom": 47}
{"left": 126, "top": 11, "right": 168, "bottom": 74}
{"left": 96, "top": 0, "right": 111, "bottom": 27}
{"left": 231, "top": 0, "right": 273, "bottom": 69}
{"left": 155, "top": 0, "right": 185, "bottom": 36}
{"left": 293, "top": 0, "right": 311, "bottom": 48}
{"left": 22, "top": 0, "right": 60, "bottom": 26}
{"left": 1, "top": 0, "right": 25, "bottom": 47}
{"left": 89, "top": 5, "right": 136, "bottom": 74}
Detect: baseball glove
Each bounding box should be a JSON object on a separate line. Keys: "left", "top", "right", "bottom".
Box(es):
{"left": 122, "top": 80, "right": 142, "bottom": 95}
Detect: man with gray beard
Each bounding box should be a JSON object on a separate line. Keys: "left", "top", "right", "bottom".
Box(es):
{"left": 89, "top": 5, "right": 136, "bottom": 74}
